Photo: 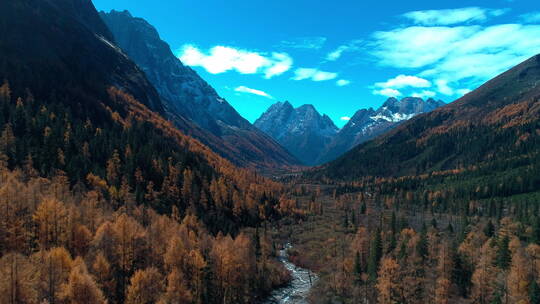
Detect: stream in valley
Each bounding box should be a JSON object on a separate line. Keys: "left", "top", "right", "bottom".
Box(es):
{"left": 262, "top": 243, "right": 317, "bottom": 304}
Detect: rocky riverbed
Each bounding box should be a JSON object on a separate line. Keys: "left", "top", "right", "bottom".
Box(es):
{"left": 262, "top": 244, "right": 317, "bottom": 304}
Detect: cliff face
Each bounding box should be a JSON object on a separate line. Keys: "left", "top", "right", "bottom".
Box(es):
{"left": 254, "top": 102, "right": 339, "bottom": 165}
{"left": 100, "top": 10, "right": 300, "bottom": 169}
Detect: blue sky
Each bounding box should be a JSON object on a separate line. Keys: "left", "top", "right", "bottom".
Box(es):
{"left": 93, "top": 0, "right": 540, "bottom": 127}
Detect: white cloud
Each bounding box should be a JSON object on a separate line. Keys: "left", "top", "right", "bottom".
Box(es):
{"left": 435, "top": 79, "right": 454, "bottom": 96}
{"left": 326, "top": 40, "right": 363, "bottom": 61}
{"left": 411, "top": 90, "right": 437, "bottom": 99}
{"left": 521, "top": 12, "right": 540, "bottom": 23}
{"left": 234, "top": 86, "right": 274, "bottom": 99}
{"left": 264, "top": 53, "right": 293, "bottom": 78}
{"left": 336, "top": 79, "right": 351, "bottom": 86}
{"left": 370, "top": 26, "right": 480, "bottom": 69}
{"left": 375, "top": 75, "right": 431, "bottom": 89}
{"left": 178, "top": 45, "right": 293, "bottom": 78}
{"left": 340, "top": 116, "right": 351, "bottom": 121}
{"left": 403, "top": 7, "right": 508, "bottom": 26}
{"left": 292, "top": 68, "right": 338, "bottom": 81}
{"left": 420, "top": 24, "right": 540, "bottom": 85}
{"left": 326, "top": 47, "right": 347, "bottom": 61}
{"left": 457, "top": 88, "right": 472, "bottom": 95}
{"left": 280, "top": 37, "right": 327, "bottom": 49}
{"left": 373, "top": 88, "right": 402, "bottom": 97}
{"left": 368, "top": 23, "right": 540, "bottom": 95}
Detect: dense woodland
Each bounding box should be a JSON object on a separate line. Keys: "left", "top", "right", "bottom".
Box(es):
{"left": 3, "top": 1, "right": 540, "bottom": 303}
{"left": 284, "top": 135, "right": 540, "bottom": 304}
{"left": 284, "top": 86, "right": 540, "bottom": 303}
{"left": 2, "top": 74, "right": 540, "bottom": 304}
{"left": 0, "top": 165, "right": 291, "bottom": 304}
{"left": 0, "top": 81, "right": 304, "bottom": 304}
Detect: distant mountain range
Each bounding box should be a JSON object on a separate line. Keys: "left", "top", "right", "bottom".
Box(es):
{"left": 254, "top": 101, "right": 339, "bottom": 165}
{"left": 96, "top": 10, "right": 446, "bottom": 168}
{"left": 255, "top": 97, "right": 445, "bottom": 165}
{"left": 100, "top": 10, "right": 299, "bottom": 169}
{"left": 315, "top": 54, "right": 540, "bottom": 179}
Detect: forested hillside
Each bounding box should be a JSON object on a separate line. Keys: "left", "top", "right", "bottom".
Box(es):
{"left": 316, "top": 54, "right": 540, "bottom": 180}
{"left": 0, "top": 163, "right": 290, "bottom": 304}
{"left": 0, "top": 0, "right": 301, "bottom": 303}
{"left": 2, "top": 0, "right": 540, "bottom": 303}
{"left": 288, "top": 54, "right": 540, "bottom": 304}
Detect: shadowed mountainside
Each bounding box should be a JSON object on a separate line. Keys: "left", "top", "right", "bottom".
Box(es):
{"left": 100, "top": 10, "right": 300, "bottom": 169}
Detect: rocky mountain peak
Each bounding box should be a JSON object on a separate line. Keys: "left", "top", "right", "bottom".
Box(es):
{"left": 254, "top": 102, "right": 338, "bottom": 165}
{"left": 100, "top": 11, "right": 300, "bottom": 168}
{"left": 317, "top": 97, "right": 445, "bottom": 164}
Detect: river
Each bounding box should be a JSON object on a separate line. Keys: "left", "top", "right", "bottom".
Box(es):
{"left": 262, "top": 243, "right": 317, "bottom": 304}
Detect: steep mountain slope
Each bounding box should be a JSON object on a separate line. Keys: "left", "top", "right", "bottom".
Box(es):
{"left": 0, "top": 0, "right": 164, "bottom": 117}
{"left": 254, "top": 101, "right": 339, "bottom": 165}
{"left": 318, "top": 97, "right": 445, "bottom": 163}
{"left": 0, "top": 3, "right": 296, "bottom": 303}
{"left": 0, "top": 0, "right": 288, "bottom": 234}
{"left": 99, "top": 10, "right": 299, "bottom": 169}
{"left": 316, "top": 54, "right": 540, "bottom": 180}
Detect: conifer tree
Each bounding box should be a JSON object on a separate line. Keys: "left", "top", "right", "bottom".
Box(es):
{"left": 496, "top": 235, "right": 511, "bottom": 270}
{"left": 530, "top": 280, "right": 540, "bottom": 304}
{"left": 368, "top": 229, "right": 382, "bottom": 281}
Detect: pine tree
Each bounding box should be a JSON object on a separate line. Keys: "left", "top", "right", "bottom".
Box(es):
{"left": 254, "top": 227, "right": 261, "bottom": 259}
{"left": 60, "top": 257, "right": 106, "bottom": 304}
{"left": 496, "top": 235, "right": 511, "bottom": 270}
{"left": 376, "top": 257, "right": 400, "bottom": 304}
{"left": 0, "top": 253, "right": 37, "bottom": 304}
{"left": 125, "top": 267, "right": 163, "bottom": 304}
{"left": 92, "top": 252, "right": 115, "bottom": 302}
{"left": 367, "top": 229, "right": 382, "bottom": 281}
{"left": 507, "top": 248, "right": 531, "bottom": 303}
{"left": 452, "top": 250, "right": 471, "bottom": 297}
{"left": 390, "top": 212, "right": 397, "bottom": 234}
{"left": 530, "top": 280, "right": 540, "bottom": 304}
{"left": 484, "top": 220, "right": 495, "bottom": 238}
{"left": 532, "top": 217, "right": 540, "bottom": 245}
{"left": 106, "top": 149, "right": 121, "bottom": 186}
{"left": 33, "top": 198, "right": 68, "bottom": 249}
{"left": 471, "top": 242, "right": 497, "bottom": 304}
{"left": 387, "top": 233, "right": 396, "bottom": 254}
{"left": 354, "top": 251, "right": 362, "bottom": 284}
{"left": 417, "top": 226, "right": 428, "bottom": 260}
{"left": 160, "top": 269, "right": 192, "bottom": 304}
{"left": 39, "top": 247, "right": 74, "bottom": 304}
{"left": 343, "top": 212, "right": 349, "bottom": 229}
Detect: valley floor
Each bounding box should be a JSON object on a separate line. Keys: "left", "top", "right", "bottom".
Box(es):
{"left": 273, "top": 181, "right": 540, "bottom": 304}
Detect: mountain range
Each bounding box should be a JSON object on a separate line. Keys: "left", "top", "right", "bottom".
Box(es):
{"left": 255, "top": 97, "right": 445, "bottom": 165}
{"left": 97, "top": 10, "right": 446, "bottom": 169}
{"left": 0, "top": 0, "right": 292, "bottom": 232}
{"left": 315, "top": 53, "right": 540, "bottom": 179}
{"left": 0, "top": 3, "right": 298, "bottom": 303}
{"left": 254, "top": 101, "right": 339, "bottom": 165}
{"left": 99, "top": 10, "right": 299, "bottom": 169}
{"left": 2, "top": 1, "right": 540, "bottom": 303}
